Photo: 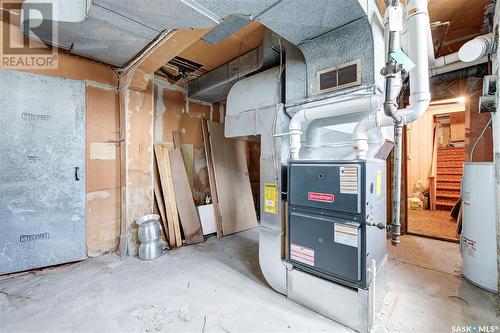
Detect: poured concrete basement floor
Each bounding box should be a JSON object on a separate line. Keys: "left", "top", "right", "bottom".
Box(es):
{"left": 0, "top": 229, "right": 497, "bottom": 333}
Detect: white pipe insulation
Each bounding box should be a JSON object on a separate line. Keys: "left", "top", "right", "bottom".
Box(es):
{"left": 289, "top": 95, "right": 380, "bottom": 159}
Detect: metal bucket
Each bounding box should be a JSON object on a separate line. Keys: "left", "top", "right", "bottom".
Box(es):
{"left": 137, "top": 214, "right": 162, "bottom": 242}
{"left": 136, "top": 214, "right": 165, "bottom": 260}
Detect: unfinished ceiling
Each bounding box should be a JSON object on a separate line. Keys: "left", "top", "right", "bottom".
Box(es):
{"left": 175, "top": 21, "right": 265, "bottom": 79}
{"left": 4, "top": 0, "right": 372, "bottom": 68}
{"left": 1, "top": 0, "right": 492, "bottom": 69}
{"left": 376, "top": 0, "right": 493, "bottom": 56}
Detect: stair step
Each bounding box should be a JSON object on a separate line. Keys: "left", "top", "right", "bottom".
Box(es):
{"left": 437, "top": 175, "right": 462, "bottom": 181}
{"left": 436, "top": 192, "right": 461, "bottom": 199}
{"left": 438, "top": 147, "right": 465, "bottom": 153}
{"left": 438, "top": 157, "right": 466, "bottom": 163}
{"left": 437, "top": 161, "right": 463, "bottom": 168}
{"left": 437, "top": 168, "right": 463, "bottom": 175}
{"left": 435, "top": 200, "right": 456, "bottom": 207}
{"left": 437, "top": 184, "right": 461, "bottom": 190}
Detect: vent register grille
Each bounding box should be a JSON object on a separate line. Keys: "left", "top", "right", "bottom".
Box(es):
{"left": 317, "top": 60, "right": 361, "bottom": 94}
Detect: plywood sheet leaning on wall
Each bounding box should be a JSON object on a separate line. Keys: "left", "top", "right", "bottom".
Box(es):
{"left": 207, "top": 121, "right": 258, "bottom": 235}
{"left": 169, "top": 148, "right": 205, "bottom": 244}
{"left": 164, "top": 142, "right": 194, "bottom": 189}
{"left": 201, "top": 120, "right": 223, "bottom": 238}
{"left": 154, "top": 144, "right": 182, "bottom": 247}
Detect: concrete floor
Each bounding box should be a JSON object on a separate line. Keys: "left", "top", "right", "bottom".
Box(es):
{"left": 0, "top": 229, "right": 497, "bottom": 333}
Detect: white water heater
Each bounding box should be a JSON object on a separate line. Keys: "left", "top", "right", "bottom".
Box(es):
{"left": 461, "top": 162, "right": 498, "bottom": 292}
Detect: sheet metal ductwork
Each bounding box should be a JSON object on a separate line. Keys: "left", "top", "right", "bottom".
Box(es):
{"left": 21, "top": 0, "right": 375, "bottom": 67}
{"left": 187, "top": 30, "right": 282, "bottom": 103}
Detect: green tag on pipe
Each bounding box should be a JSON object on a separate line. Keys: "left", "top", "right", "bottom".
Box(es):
{"left": 391, "top": 49, "right": 416, "bottom": 72}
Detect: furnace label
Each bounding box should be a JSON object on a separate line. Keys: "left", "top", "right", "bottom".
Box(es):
{"left": 340, "top": 166, "right": 358, "bottom": 194}
{"left": 334, "top": 224, "right": 358, "bottom": 247}
{"left": 290, "top": 243, "right": 315, "bottom": 266}
{"left": 264, "top": 183, "right": 278, "bottom": 214}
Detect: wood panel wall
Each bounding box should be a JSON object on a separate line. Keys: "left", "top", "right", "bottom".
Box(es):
{"left": 154, "top": 79, "right": 221, "bottom": 205}
{"left": 86, "top": 85, "right": 121, "bottom": 257}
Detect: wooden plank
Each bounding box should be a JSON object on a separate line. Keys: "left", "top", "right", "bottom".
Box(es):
{"left": 154, "top": 181, "right": 169, "bottom": 242}
{"left": 160, "top": 145, "right": 183, "bottom": 247}
{"left": 164, "top": 142, "right": 194, "bottom": 188}
{"left": 201, "top": 120, "right": 223, "bottom": 238}
{"left": 172, "top": 131, "right": 181, "bottom": 148}
{"left": 169, "top": 148, "right": 204, "bottom": 244}
{"left": 208, "top": 121, "right": 258, "bottom": 235}
{"left": 430, "top": 122, "right": 440, "bottom": 178}
{"left": 428, "top": 176, "right": 437, "bottom": 211}
{"left": 154, "top": 145, "right": 181, "bottom": 247}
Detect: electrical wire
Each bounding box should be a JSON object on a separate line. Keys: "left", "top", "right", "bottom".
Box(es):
{"left": 271, "top": 35, "right": 287, "bottom": 195}
{"left": 470, "top": 115, "right": 492, "bottom": 161}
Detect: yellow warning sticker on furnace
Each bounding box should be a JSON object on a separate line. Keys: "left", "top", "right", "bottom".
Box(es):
{"left": 376, "top": 170, "right": 382, "bottom": 196}
{"left": 264, "top": 183, "right": 278, "bottom": 214}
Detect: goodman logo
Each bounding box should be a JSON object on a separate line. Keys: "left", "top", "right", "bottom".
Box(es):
{"left": 307, "top": 192, "right": 335, "bottom": 203}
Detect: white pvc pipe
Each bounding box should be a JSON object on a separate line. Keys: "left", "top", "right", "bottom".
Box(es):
{"left": 289, "top": 95, "right": 380, "bottom": 159}
{"left": 352, "top": 111, "right": 393, "bottom": 159}
{"left": 429, "top": 34, "right": 493, "bottom": 70}
{"left": 433, "top": 53, "right": 459, "bottom": 68}
{"left": 398, "top": 0, "right": 431, "bottom": 125}
{"left": 430, "top": 55, "right": 489, "bottom": 77}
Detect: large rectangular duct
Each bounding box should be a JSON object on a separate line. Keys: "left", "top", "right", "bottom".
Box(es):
{"left": 187, "top": 45, "right": 265, "bottom": 103}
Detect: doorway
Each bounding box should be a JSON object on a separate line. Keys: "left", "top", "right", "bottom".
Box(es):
{"left": 406, "top": 98, "right": 466, "bottom": 241}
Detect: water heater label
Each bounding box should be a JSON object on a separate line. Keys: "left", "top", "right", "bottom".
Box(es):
{"left": 334, "top": 224, "right": 358, "bottom": 248}
{"left": 340, "top": 166, "right": 358, "bottom": 194}
{"left": 307, "top": 192, "right": 334, "bottom": 203}
{"left": 463, "top": 236, "right": 477, "bottom": 257}
{"left": 290, "top": 243, "right": 315, "bottom": 266}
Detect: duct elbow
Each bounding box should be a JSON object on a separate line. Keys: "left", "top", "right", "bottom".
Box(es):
{"left": 259, "top": 226, "right": 287, "bottom": 295}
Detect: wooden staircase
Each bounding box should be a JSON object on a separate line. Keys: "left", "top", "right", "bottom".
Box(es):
{"left": 433, "top": 147, "right": 465, "bottom": 210}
